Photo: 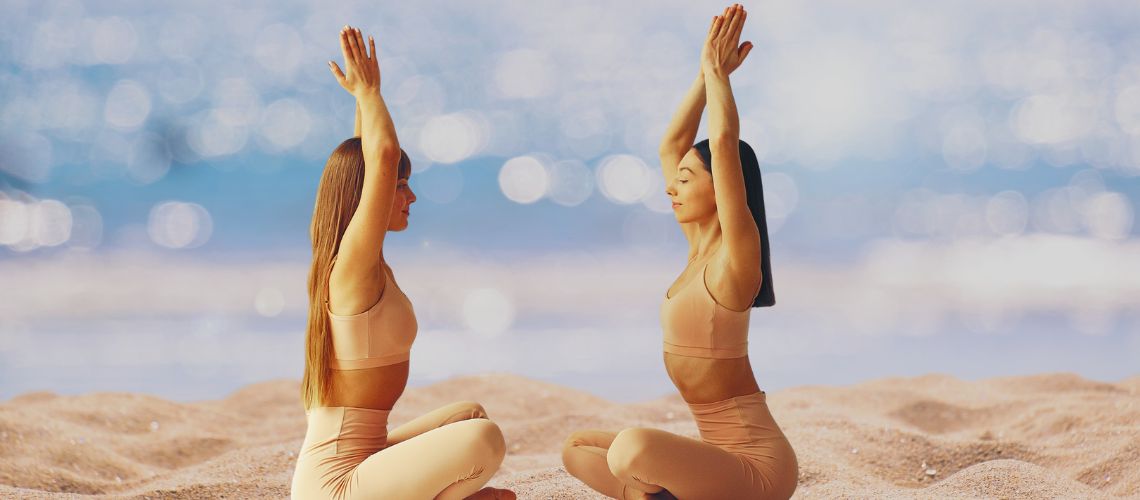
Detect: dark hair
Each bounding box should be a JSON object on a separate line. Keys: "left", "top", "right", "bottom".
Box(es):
{"left": 692, "top": 139, "right": 775, "bottom": 308}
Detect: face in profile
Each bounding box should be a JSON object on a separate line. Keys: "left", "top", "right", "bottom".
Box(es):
{"left": 666, "top": 148, "right": 717, "bottom": 224}
{"left": 388, "top": 168, "right": 416, "bottom": 231}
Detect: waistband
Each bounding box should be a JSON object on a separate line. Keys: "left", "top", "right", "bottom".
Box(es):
{"left": 686, "top": 390, "right": 767, "bottom": 414}
{"left": 301, "top": 406, "right": 391, "bottom": 459}
{"left": 686, "top": 391, "right": 783, "bottom": 448}
{"left": 663, "top": 340, "right": 749, "bottom": 359}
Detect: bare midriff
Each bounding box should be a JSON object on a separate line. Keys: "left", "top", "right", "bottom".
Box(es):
{"left": 326, "top": 361, "right": 409, "bottom": 410}
{"left": 664, "top": 353, "right": 761, "bottom": 404}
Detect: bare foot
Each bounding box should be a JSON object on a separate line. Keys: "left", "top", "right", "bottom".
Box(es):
{"left": 464, "top": 486, "right": 516, "bottom": 500}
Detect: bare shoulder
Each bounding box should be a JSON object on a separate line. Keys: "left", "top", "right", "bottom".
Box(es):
{"left": 704, "top": 251, "right": 760, "bottom": 311}
{"left": 328, "top": 256, "right": 387, "bottom": 316}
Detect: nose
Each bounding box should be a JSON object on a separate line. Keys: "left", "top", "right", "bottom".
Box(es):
{"left": 665, "top": 179, "right": 677, "bottom": 197}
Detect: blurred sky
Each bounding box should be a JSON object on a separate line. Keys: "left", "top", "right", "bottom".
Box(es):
{"left": 2, "top": 0, "right": 1139, "bottom": 403}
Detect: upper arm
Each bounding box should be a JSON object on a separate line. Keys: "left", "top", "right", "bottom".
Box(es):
{"left": 709, "top": 137, "right": 761, "bottom": 281}
{"left": 330, "top": 146, "right": 402, "bottom": 308}
{"left": 659, "top": 149, "right": 699, "bottom": 253}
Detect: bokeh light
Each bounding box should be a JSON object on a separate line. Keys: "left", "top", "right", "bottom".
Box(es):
{"left": 546, "top": 159, "right": 594, "bottom": 207}
{"left": 0, "top": 198, "right": 31, "bottom": 246}
{"left": 596, "top": 154, "right": 652, "bottom": 205}
{"left": 462, "top": 288, "right": 515, "bottom": 338}
{"left": 30, "top": 199, "right": 73, "bottom": 247}
{"left": 147, "top": 201, "right": 213, "bottom": 249}
{"left": 985, "top": 191, "right": 1029, "bottom": 236}
{"left": 259, "top": 98, "right": 312, "bottom": 150}
{"left": 498, "top": 155, "right": 549, "bottom": 204}
{"left": 103, "top": 79, "right": 151, "bottom": 131}
{"left": 1083, "top": 192, "right": 1133, "bottom": 240}
{"left": 66, "top": 204, "right": 103, "bottom": 250}
{"left": 92, "top": 17, "right": 138, "bottom": 65}
{"left": 254, "top": 287, "right": 286, "bottom": 317}
{"left": 419, "top": 112, "right": 487, "bottom": 164}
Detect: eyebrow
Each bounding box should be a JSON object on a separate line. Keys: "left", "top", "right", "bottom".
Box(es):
{"left": 678, "top": 167, "right": 694, "bottom": 174}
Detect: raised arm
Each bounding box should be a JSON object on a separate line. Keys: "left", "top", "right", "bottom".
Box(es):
{"left": 327, "top": 26, "right": 402, "bottom": 308}
{"left": 659, "top": 72, "right": 706, "bottom": 183}
{"left": 354, "top": 101, "right": 362, "bottom": 138}
{"left": 660, "top": 72, "right": 706, "bottom": 250}
{"left": 702, "top": 5, "right": 761, "bottom": 297}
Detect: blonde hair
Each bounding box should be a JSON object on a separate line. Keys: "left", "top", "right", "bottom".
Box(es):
{"left": 300, "top": 138, "right": 410, "bottom": 410}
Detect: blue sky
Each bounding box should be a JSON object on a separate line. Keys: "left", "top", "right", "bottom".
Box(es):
{"left": 2, "top": 0, "right": 1139, "bottom": 403}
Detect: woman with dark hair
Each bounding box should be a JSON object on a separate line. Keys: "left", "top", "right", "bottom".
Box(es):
{"left": 289, "top": 26, "right": 514, "bottom": 500}
{"left": 562, "top": 5, "right": 797, "bottom": 499}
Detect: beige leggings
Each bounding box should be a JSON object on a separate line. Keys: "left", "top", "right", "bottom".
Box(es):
{"left": 291, "top": 401, "right": 506, "bottom": 500}
{"left": 562, "top": 391, "right": 797, "bottom": 500}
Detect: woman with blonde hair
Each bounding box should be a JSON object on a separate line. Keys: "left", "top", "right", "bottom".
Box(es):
{"left": 289, "top": 26, "right": 515, "bottom": 500}
{"left": 561, "top": 5, "right": 798, "bottom": 499}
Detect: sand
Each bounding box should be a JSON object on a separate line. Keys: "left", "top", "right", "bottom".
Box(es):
{"left": 1, "top": 372, "right": 1136, "bottom": 499}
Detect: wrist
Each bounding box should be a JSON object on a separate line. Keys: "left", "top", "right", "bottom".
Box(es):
{"left": 354, "top": 91, "right": 382, "bottom": 103}
{"left": 703, "top": 66, "right": 730, "bottom": 81}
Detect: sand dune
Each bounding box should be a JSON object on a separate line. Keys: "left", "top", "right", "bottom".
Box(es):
{"left": 1, "top": 372, "right": 1136, "bottom": 499}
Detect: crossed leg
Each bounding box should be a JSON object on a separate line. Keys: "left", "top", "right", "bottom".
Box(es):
{"left": 564, "top": 427, "right": 789, "bottom": 500}
{"left": 376, "top": 401, "right": 514, "bottom": 500}
{"left": 388, "top": 401, "right": 492, "bottom": 446}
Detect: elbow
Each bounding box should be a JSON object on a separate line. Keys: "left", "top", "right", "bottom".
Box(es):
{"left": 709, "top": 134, "right": 738, "bottom": 151}
{"left": 659, "top": 138, "right": 692, "bottom": 156}
{"left": 378, "top": 144, "right": 402, "bottom": 166}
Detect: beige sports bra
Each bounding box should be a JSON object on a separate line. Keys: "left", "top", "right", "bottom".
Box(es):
{"left": 327, "top": 261, "right": 417, "bottom": 369}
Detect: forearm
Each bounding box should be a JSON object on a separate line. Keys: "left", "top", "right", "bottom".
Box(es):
{"left": 660, "top": 72, "right": 707, "bottom": 153}
{"left": 703, "top": 71, "right": 738, "bottom": 145}
{"left": 356, "top": 93, "right": 400, "bottom": 167}
{"left": 354, "top": 101, "right": 362, "bottom": 138}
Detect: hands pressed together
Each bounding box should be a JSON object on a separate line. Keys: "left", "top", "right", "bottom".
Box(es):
{"left": 329, "top": 3, "right": 752, "bottom": 95}
{"left": 329, "top": 25, "right": 380, "bottom": 98}
{"left": 702, "top": 3, "right": 753, "bottom": 79}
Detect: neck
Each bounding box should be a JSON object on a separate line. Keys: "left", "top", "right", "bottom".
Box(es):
{"left": 694, "top": 215, "right": 722, "bottom": 260}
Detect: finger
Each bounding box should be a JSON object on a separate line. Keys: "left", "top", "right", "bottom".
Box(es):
{"left": 339, "top": 29, "right": 352, "bottom": 68}
{"left": 328, "top": 61, "right": 346, "bottom": 84}
{"left": 726, "top": 5, "right": 743, "bottom": 40}
{"left": 710, "top": 15, "right": 725, "bottom": 39}
{"left": 734, "top": 7, "right": 748, "bottom": 39}
{"left": 716, "top": 6, "right": 731, "bottom": 37}
{"left": 369, "top": 35, "right": 377, "bottom": 60}
{"left": 355, "top": 28, "right": 367, "bottom": 61}
{"left": 721, "top": 5, "right": 736, "bottom": 31}
{"left": 346, "top": 27, "right": 361, "bottom": 65}
{"left": 739, "top": 41, "right": 753, "bottom": 62}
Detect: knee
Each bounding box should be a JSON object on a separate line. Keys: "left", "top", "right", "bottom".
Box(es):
{"left": 606, "top": 428, "right": 655, "bottom": 478}
{"left": 561, "top": 430, "right": 589, "bottom": 452}
{"left": 560, "top": 430, "right": 590, "bottom": 464}
{"left": 464, "top": 418, "right": 506, "bottom": 461}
